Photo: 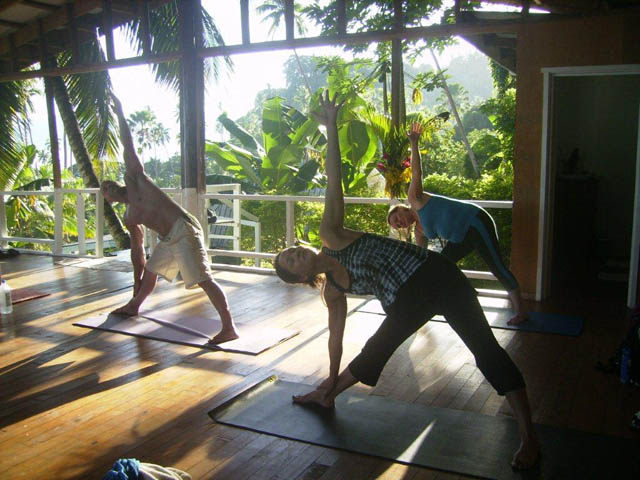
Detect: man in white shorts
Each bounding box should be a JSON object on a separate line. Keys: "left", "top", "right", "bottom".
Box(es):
{"left": 101, "top": 96, "right": 238, "bottom": 344}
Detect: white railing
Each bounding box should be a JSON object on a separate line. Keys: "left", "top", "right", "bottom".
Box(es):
{"left": 204, "top": 192, "right": 513, "bottom": 282}
{"left": 0, "top": 188, "right": 104, "bottom": 257}
{"left": 0, "top": 186, "right": 513, "bottom": 285}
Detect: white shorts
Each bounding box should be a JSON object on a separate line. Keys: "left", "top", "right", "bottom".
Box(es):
{"left": 145, "top": 214, "right": 213, "bottom": 289}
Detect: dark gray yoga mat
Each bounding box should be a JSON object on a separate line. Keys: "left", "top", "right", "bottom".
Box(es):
{"left": 356, "top": 298, "right": 584, "bottom": 336}
{"left": 209, "top": 377, "right": 639, "bottom": 480}
{"left": 74, "top": 313, "right": 298, "bottom": 355}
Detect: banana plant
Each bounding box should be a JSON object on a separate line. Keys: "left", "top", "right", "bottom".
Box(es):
{"left": 206, "top": 97, "right": 326, "bottom": 194}
{"left": 208, "top": 95, "right": 379, "bottom": 195}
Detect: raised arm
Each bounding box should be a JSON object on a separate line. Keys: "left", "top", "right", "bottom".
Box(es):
{"left": 111, "top": 95, "right": 144, "bottom": 176}
{"left": 315, "top": 91, "right": 346, "bottom": 238}
{"left": 406, "top": 122, "right": 426, "bottom": 208}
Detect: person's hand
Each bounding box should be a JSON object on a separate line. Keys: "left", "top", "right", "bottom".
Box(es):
{"left": 292, "top": 386, "right": 335, "bottom": 408}
{"left": 407, "top": 122, "right": 423, "bottom": 144}
{"left": 312, "top": 90, "right": 345, "bottom": 127}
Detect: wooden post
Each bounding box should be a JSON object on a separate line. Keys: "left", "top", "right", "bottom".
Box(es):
{"left": 178, "top": 0, "right": 205, "bottom": 219}
{"left": 39, "top": 20, "right": 63, "bottom": 254}
{"left": 103, "top": 0, "right": 116, "bottom": 62}
{"left": 391, "top": 0, "right": 404, "bottom": 128}
{"left": 285, "top": 0, "right": 295, "bottom": 41}
{"left": 240, "top": 0, "right": 250, "bottom": 44}
{"left": 67, "top": 3, "right": 80, "bottom": 64}
{"left": 8, "top": 34, "right": 18, "bottom": 72}
{"left": 138, "top": 0, "right": 152, "bottom": 56}
{"left": 337, "top": 0, "right": 347, "bottom": 35}
{"left": 39, "top": 22, "right": 62, "bottom": 191}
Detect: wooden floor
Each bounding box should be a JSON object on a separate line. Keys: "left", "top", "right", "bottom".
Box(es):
{"left": 1, "top": 253, "right": 638, "bottom": 479}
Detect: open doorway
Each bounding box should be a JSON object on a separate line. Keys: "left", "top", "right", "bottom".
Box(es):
{"left": 538, "top": 66, "right": 640, "bottom": 306}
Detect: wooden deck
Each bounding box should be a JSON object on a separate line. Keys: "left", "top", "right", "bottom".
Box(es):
{"left": 1, "top": 253, "right": 638, "bottom": 479}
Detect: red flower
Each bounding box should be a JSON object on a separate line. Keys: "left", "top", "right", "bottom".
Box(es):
{"left": 376, "top": 162, "right": 386, "bottom": 172}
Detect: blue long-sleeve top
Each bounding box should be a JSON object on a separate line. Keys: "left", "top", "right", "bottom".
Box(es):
{"left": 417, "top": 194, "right": 483, "bottom": 243}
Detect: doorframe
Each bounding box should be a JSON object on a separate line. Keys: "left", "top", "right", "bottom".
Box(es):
{"left": 537, "top": 65, "right": 640, "bottom": 306}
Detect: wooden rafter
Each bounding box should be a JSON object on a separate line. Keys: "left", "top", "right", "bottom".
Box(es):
{"left": 0, "top": 18, "right": 24, "bottom": 29}
{"left": 0, "top": 17, "right": 529, "bottom": 83}
{"left": 21, "top": 1, "right": 58, "bottom": 13}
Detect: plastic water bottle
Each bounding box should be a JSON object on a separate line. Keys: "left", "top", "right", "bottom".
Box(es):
{"left": 0, "top": 278, "right": 12, "bottom": 314}
{"left": 620, "top": 345, "right": 631, "bottom": 384}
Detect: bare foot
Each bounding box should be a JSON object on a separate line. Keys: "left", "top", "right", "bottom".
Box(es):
{"left": 507, "top": 312, "right": 528, "bottom": 326}
{"left": 292, "top": 388, "right": 334, "bottom": 408}
{"left": 209, "top": 328, "right": 239, "bottom": 344}
{"left": 512, "top": 438, "right": 539, "bottom": 470}
{"left": 112, "top": 304, "right": 139, "bottom": 317}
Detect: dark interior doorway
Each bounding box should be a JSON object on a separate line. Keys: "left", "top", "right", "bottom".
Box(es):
{"left": 548, "top": 74, "right": 640, "bottom": 303}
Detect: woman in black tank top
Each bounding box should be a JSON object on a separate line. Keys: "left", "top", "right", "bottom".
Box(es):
{"left": 274, "top": 92, "right": 539, "bottom": 470}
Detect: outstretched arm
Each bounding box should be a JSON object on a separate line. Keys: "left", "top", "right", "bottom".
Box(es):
{"left": 407, "top": 123, "right": 425, "bottom": 208}
{"left": 293, "top": 290, "right": 347, "bottom": 407}
{"left": 315, "top": 91, "right": 345, "bottom": 237}
{"left": 112, "top": 94, "right": 144, "bottom": 176}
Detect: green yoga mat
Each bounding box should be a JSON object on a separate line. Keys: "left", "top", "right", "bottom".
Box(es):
{"left": 209, "top": 377, "right": 638, "bottom": 480}
{"left": 355, "top": 298, "right": 584, "bottom": 336}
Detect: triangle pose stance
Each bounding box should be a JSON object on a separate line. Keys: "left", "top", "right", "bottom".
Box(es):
{"left": 387, "top": 122, "right": 526, "bottom": 325}
{"left": 100, "top": 95, "right": 238, "bottom": 344}
{"left": 274, "top": 92, "right": 539, "bottom": 470}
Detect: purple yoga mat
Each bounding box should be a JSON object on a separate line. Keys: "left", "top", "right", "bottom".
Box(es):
{"left": 74, "top": 312, "right": 298, "bottom": 355}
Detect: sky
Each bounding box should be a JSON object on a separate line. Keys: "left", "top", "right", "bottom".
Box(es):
{"left": 28, "top": 1, "right": 489, "bottom": 162}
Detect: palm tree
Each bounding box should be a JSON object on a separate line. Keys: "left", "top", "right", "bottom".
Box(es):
{"left": 128, "top": 107, "right": 170, "bottom": 179}
{"left": 0, "top": 1, "right": 232, "bottom": 251}
{"left": 127, "top": 108, "right": 157, "bottom": 162}
{"left": 0, "top": 81, "right": 35, "bottom": 188}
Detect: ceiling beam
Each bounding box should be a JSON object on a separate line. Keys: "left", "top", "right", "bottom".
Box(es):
{"left": 0, "top": 17, "right": 529, "bottom": 82}
{"left": 21, "top": 0, "right": 58, "bottom": 13}
{"left": 0, "top": 19, "right": 25, "bottom": 29}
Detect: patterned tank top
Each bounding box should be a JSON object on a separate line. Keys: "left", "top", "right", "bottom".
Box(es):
{"left": 321, "top": 233, "right": 428, "bottom": 308}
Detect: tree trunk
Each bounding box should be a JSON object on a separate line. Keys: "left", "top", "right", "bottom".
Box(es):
{"left": 51, "top": 75, "right": 130, "bottom": 250}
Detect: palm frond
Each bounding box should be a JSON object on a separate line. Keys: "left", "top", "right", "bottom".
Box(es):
{"left": 57, "top": 37, "right": 119, "bottom": 162}
{"left": 0, "top": 81, "right": 33, "bottom": 188}
{"left": 122, "top": 1, "right": 233, "bottom": 93}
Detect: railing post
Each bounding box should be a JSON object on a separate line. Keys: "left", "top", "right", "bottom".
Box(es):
{"left": 255, "top": 222, "right": 262, "bottom": 268}
{"left": 233, "top": 184, "right": 241, "bottom": 251}
{"left": 54, "top": 189, "right": 63, "bottom": 255}
{"left": 95, "top": 190, "right": 104, "bottom": 257}
{"left": 0, "top": 193, "right": 7, "bottom": 249}
{"left": 286, "top": 200, "right": 294, "bottom": 247}
{"left": 76, "top": 193, "right": 86, "bottom": 255}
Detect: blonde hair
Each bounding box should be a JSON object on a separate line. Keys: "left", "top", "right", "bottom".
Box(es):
{"left": 274, "top": 251, "right": 325, "bottom": 290}
{"left": 387, "top": 204, "right": 413, "bottom": 242}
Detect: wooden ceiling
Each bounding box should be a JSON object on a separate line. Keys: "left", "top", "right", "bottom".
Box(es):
{"left": 0, "top": 0, "right": 638, "bottom": 80}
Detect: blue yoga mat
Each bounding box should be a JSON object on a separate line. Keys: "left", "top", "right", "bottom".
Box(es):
{"left": 355, "top": 298, "right": 583, "bottom": 336}
{"left": 209, "top": 377, "right": 638, "bottom": 480}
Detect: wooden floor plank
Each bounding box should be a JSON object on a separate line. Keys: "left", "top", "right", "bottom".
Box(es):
{"left": 1, "top": 254, "right": 638, "bottom": 479}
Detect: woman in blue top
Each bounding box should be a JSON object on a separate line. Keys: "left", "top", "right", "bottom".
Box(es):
{"left": 274, "top": 92, "right": 538, "bottom": 469}
{"left": 387, "top": 123, "right": 526, "bottom": 325}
